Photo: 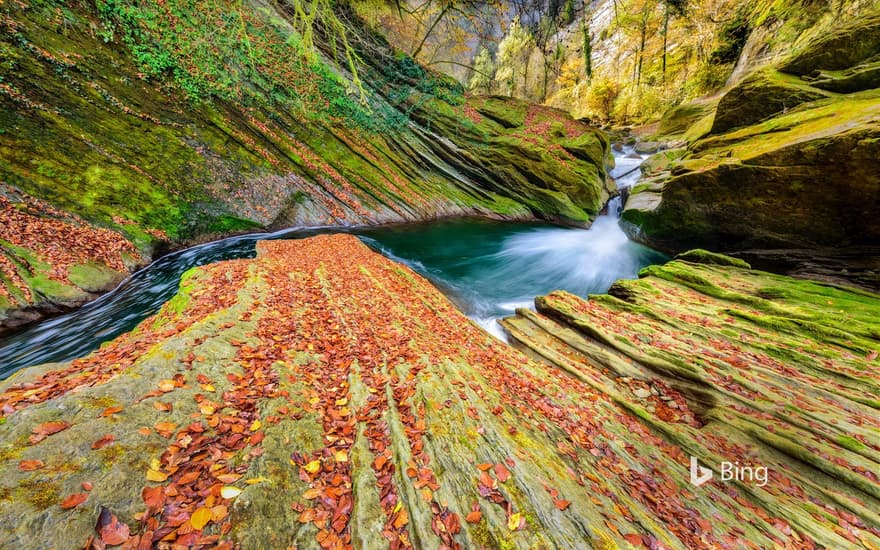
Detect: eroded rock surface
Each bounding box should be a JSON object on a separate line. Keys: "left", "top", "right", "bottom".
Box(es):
{"left": 1, "top": 237, "right": 877, "bottom": 548}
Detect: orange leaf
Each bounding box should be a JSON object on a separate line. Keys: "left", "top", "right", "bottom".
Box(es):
{"left": 154, "top": 422, "right": 177, "bottom": 438}
{"left": 465, "top": 510, "right": 482, "bottom": 523}
{"left": 101, "top": 406, "right": 124, "bottom": 417}
{"left": 142, "top": 486, "right": 165, "bottom": 510}
{"left": 60, "top": 493, "right": 89, "bottom": 510}
{"left": 18, "top": 459, "right": 45, "bottom": 471}
{"left": 211, "top": 505, "right": 228, "bottom": 522}
{"left": 494, "top": 463, "right": 511, "bottom": 483}
{"left": 92, "top": 434, "right": 115, "bottom": 450}
{"left": 96, "top": 507, "right": 130, "bottom": 545}
{"left": 554, "top": 499, "right": 571, "bottom": 511}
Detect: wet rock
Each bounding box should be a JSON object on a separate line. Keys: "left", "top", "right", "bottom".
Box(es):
{"left": 633, "top": 141, "right": 662, "bottom": 154}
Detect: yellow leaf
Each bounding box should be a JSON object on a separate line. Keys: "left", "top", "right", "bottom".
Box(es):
{"left": 211, "top": 505, "right": 228, "bottom": 522}
{"left": 150, "top": 458, "right": 162, "bottom": 470}
{"left": 220, "top": 486, "right": 242, "bottom": 499}
{"left": 335, "top": 398, "right": 348, "bottom": 406}
{"left": 507, "top": 512, "right": 522, "bottom": 531}
{"left": 303, "top": 460, "right": 321, "bottom": 474}
{"left": 158, "top": 379, "right": 175, "bottom": 392}
{"left": 191, "top": 506, "right": 212, "bottom": 530}
{"left": 250, "top": 420, "right": 262, "bottom": 431}
{"left": 200, "top": 384, "right": 215, "bottom": 392}
{"left": 146, "top": 469, "right": 168, "bottom": 482}
{"left": 200, "top": 404, "right": 216, "bottom": 415}
{"left": 334, "top": 450, "right": 348, "bottom": 463}
{"left": 393, "top": 500, "right": 402, "bottom": 514}
{"left": 245, "top": 477, "right": 268, "bottom": 485}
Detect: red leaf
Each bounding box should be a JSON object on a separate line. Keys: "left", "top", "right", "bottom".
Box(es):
{"left": 494, "top": 463, "right": 511, "bottom": 483}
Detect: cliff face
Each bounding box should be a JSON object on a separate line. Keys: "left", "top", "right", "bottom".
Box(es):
{"left": 1, "top": 237, "right": 877, "bottom": 548}
{"left": 622, "top": 12, "right": 880, "bottom": 287}
{"left": 0, "top": 0, "right": 611, "bottom": 328}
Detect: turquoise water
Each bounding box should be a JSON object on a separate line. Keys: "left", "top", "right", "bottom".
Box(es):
{"left": 360, "top": 218, "right": 664, "bottom": 337}
{"left": 0, "top": 149, "right": 664, "bottom": 377}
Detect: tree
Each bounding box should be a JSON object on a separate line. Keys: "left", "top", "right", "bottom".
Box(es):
{"left": 468, "top": 47, "right": 495, "bottom": 94}
{"left": 661, "top": 0, "right": 687, "bottom": 83}
{"left": 494, "top": 16, "right": 534, "bottom": 96}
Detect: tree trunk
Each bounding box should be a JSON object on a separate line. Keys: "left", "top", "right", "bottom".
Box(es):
{"left": 411, "top": 5, "right": 450, "bottom": 60}
{"left": 662, "top": 3, "right": 669, "bottom": 84}
{"left": 582, "top": 15, "right": 592, "bottom": 78}
{"left": 636, "top": 3, "right": 649, "bottom": 87}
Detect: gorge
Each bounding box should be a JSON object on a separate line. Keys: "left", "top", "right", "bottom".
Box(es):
{"left": 0, "top": 0, "right": 878, "bottom": 548}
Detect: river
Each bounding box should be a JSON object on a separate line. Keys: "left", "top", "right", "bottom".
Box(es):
{"left": 0, "top": 147, "right": 663, "bottom": 378}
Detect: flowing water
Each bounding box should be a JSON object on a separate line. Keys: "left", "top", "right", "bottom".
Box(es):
{"left": 0, "top": 148, "right": 663, "bottom": 378}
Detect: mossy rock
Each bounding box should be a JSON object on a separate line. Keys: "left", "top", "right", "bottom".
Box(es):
{"left": 472, "top": 96, "right": 529, "bottom": 128}
{"left": 624, "top": 89, "right": 880, "bottom": 257}
{"left": 675, "top": 249, "right": 751, "bottom": 269}
{"left": 561, "top": 133, "right": 606, "bottom": 167}
{"left": 655, "top": 100, "right": 718, "bottom": 138}
{"left": 67, "top": 262, "right": 125, "bottom": 294}
{"left": 710, "top": 70, "right": 827, "bottom": 134}
{"left": 781, "top": 12, "right": 880, "bottom": 76}
{"left": 4, "top": 236, "right": 879, "bottom": 548}
{"left": 801, "top": 58, "right": 880, "bottom": 93}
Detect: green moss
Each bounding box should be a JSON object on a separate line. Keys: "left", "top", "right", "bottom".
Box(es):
{"left": 675, "top": 249, "right": 751, "bottom": 269}
{"left": 68, "top": 262, "right": 122, "bottom": 293}
{"left": 97, "top": 444, "right": 126, "bottom": 468}
{"left": 836, "top": 435, "right": 867, "bottom": 453}
{"left": 19, "top": 478, "right": 60, "bottom": 509}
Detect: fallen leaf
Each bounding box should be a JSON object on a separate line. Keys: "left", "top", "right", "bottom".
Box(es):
{"left": 220, "top": 486, "right": 242, "bottom": 499}
{"left": 154, "top": 422, "right": 177, "bottom": 438}
{"left": 495, "top": 463, "right": 511, "bottom": 483}
{"left": 554, "top": 499, "right": 571, "bottom": 511}
{"left": 146, "top": 469, "right": 168, "bottom": 482}
{"left": 18, "top": 459, "right": 45, "bottom": 471}
{"left": 211, "top": 505, "right": 228, "bottom": 522}
{"left": 465, "top": 510, "right": 482, "bottom": 523}
{"left": 92, "top": 434, "right": 115, "bottom": 450}
{"left": 101, "top": 406, "right": 123, "bottom": 417}
{"left": 191, "top": 506, "right": 212, "bottom": 530}
{"left": 96, "top": 507, "right": 130, "bottom": 545}
{"left": 82, "top": 482, "right": 93, "bottom": 491}
{"left": 303, "top": 460, "right": 321, "bottom": 474}
{"left": 60, "top": 493, "right": 89, "bottom": 510}
{"left": 142, "top": 486, "right": 165, "bottom": 510}
{"left": 507, "top": 512, "right": 522, "bottom": 531}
